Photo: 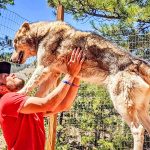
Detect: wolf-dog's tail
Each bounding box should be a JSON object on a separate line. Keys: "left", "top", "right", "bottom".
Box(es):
{"left": 133, "top": 59, "right": 150, "bottom": 85}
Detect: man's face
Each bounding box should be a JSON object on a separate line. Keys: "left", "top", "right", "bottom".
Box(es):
{"left": 6, "top": 74, "right": 23, "bottom": 91}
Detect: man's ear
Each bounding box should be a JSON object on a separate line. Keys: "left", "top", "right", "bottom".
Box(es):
{"left": 21, "top": 22, "right": 30, "bottom": 32}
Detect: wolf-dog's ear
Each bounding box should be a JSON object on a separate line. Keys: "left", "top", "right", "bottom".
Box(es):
{"left": 21, "top": 22, "right": 30, "bottom": 32}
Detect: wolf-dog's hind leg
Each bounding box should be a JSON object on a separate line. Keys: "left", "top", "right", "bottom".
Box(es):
{"left": 130, "top": 123, "right": 145, "bottom": 150}
{"left": 108, "top": 72, "right": 145, "bottom": 150}
{"left": 109, "top": 96, "right": 144, "bottom": 150}
{"left": 114, "top": 107, "right": 144, "bottom": 150}
{"left": 115, "top": 107, "right": 144, "bottom": 150}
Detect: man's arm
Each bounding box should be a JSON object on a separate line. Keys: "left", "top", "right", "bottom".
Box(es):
{"left": 19, "top": 48, "right": 85, "bottom": 114}
{"left": 48, "top": 77, "right": 80, "bottom": 114}
{"left": 19, "top": 74, "right": 74, "bottom": 114}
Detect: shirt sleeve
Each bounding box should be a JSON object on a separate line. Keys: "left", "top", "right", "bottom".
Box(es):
{"left": 0, "top": 92, "right": 27, "bottom": 118}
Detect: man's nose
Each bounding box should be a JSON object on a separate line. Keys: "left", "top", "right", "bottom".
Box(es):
{"left": 10, "top": 58, "right": 18, "bottom": 63}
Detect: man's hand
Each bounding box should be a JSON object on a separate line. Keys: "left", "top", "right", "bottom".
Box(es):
{"left": 67, "top": 48, "right": 85, "bottom": 77}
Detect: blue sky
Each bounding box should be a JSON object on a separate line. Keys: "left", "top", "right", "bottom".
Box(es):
{"left": 1, "top": 0, "right": 95, "bottom": 64}
{"left": 7, "top": 0, "right": 94, "bottom": 31}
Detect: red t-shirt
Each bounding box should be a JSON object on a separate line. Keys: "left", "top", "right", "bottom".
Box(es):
{"left": 0, "top": 92, "right": 45, "bottom": 150}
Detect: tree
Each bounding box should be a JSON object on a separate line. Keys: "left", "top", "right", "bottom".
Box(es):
{"left": 0, "top": 0, "right": 14, "bottom": 9}
{"left": 47, "top": 0, "right": 150, "bottom": 35}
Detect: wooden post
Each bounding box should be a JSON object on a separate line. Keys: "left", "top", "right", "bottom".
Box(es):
{"left": 57, "top": 4, "right": 64, "bottom": 21}
{"left": 45, "top": 4, "right": 64, "bottom": 150}
{"left": 45, "top": 114, "right": 58, "bottom": 150}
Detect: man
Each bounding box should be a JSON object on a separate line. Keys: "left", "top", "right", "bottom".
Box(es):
{"left": 0, "top": 61, "right": 25, "bottom": 97}
{"left": 0, "top": 48, "right": 85, "bottom": 150}
{"left": 0, "top": 60, "right": 27, "bottom": 91}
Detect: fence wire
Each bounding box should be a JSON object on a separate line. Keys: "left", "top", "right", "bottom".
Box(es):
{"left": 55, "top": 33, "right": 150, "bottom": 150}
{"left": 0, "top": 9, "right": 32, "bottom": 62}
{"left": 0, "top": 8, "right": 150, "bottom": 150}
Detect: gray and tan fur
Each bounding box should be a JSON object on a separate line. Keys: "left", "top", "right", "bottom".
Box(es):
{"left": 11, "top": 21, "right": 150, "bottom": 150}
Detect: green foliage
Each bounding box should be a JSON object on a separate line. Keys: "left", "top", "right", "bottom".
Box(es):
{"left": 56, "top": 83, "right": 132, "bottom": 149}
{"left": 0, "top": 53, "right": 12, "bottom": 61}
{"left": 47, "top": 0, "right": 150, "bottom": 58}
{"left": 0, "top": 0, "right": 14, "bottom": 9}
{"left": 47, "top": 0, "right": 150, "bottom": 34}
{"left": 98, "top": 139, "right": 114, "bottom": 150}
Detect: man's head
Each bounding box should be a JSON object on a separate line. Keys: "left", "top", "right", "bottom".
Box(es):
{"left": 6, "top": 74, "right": 25, "bottom": 92}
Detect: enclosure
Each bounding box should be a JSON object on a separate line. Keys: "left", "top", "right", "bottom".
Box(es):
{"left": 0, "top": 9, "right": 150, "bottom": 150}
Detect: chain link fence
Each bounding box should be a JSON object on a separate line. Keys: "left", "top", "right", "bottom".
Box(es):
{"left": 0, "top": 8, "right": 150, "bottom": 150}
{"left": 55, "top": 33, "right": 150, "bottom": 150}
{"left": 0, "top": 9, "right": 32, "bottom": 62}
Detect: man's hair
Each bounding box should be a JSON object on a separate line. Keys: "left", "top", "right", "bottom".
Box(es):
{"left": 0, "top": 61, "right": 11, "bottom": 74}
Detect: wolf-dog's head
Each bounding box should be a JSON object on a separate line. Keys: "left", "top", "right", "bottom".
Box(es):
{"left": 11, "top": 22, "right": 37, "bottom": 64}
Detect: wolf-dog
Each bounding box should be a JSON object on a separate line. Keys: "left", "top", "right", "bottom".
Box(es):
{"left": 11, "top": 21, "right": 150, "bottom": 150}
